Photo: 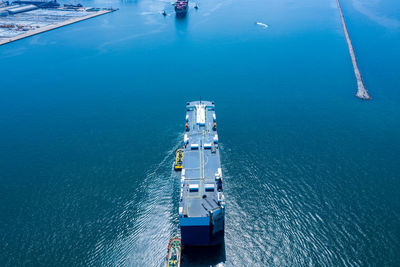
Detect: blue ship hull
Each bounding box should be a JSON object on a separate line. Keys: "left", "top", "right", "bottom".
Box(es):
{"left": 181, "top": 225, "right": 210, "bottom": 246}
{"left": 180, "top": 216, "right": 224, "bottom": 246}
{"left": 180, "top": 225, "right": 225, "bottom": 246}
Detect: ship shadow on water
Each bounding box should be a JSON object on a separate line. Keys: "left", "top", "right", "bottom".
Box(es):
{"left": 181, "top": 242, "right": 226, "bottom": 266}
{"left": 174, "top": 13, "right": 189, "bottom": 32}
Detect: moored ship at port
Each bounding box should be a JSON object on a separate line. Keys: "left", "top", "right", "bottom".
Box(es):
{"left": 174, "top": 0, "right": 188, "bottom": 16}
{"left": 179, "top": 101, "right": 225, "bottom": 246}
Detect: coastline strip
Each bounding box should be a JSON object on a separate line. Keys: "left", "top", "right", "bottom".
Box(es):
{"left": 0, "top": 9, "right": 116, "bottom": 46}
{"left": 336, "top": 0, "right": 371, "bottom": 100}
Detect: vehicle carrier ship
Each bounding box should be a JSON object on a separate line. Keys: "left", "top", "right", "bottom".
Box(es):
{"left": 179, "top": 101, "right": 225, "bottom": 246}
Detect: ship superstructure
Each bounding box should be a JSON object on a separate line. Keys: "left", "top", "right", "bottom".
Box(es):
{"left": 179, "top": 101, "right": 225, "bottom": 246}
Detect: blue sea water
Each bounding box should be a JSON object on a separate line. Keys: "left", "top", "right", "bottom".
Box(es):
{"left": 0, "top": 0, "right": 399, "bottom": 265}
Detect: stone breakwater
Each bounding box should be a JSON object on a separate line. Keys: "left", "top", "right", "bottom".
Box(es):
{"left": 336, "top": 0, "right": 371, "bottom": 100}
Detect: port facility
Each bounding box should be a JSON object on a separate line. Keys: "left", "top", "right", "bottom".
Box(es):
{"left": 0, "top": 1, "right": 116, "bottom": 46}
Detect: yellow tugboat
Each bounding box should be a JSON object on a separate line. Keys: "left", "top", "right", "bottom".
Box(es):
{"left": 174, "top": 148, "right": 183, "bottom": 171}
{"left": 166, "top": 237, "right": 182, "bottom": 267}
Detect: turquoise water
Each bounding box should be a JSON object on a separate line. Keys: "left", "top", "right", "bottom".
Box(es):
{"left": 1, "top": 0, "right": 399, "bottom": 265}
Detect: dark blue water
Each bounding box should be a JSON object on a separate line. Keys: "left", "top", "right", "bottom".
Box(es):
{"left": 1, "top": 0, "right": 399, "bottom": 265}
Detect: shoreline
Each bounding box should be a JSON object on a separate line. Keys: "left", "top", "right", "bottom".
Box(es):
{"left": 0, "top": 9, "right": 116, "bottom": 46}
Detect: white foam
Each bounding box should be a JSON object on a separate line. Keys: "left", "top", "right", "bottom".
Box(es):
{"left": 256, "top": 22, "right": 269, "bottom": 29}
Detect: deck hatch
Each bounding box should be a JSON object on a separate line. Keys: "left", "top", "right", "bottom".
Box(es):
{"left": 189, "top": 184, "right": 199, "bottom": 192}
{"left": 196, "top": 104, "right": 206, "bottom": 125}
{"left": 205, "top": 184, "right": 214, "bottom": 192}
{"left": 191, "top": 144, "right": 199, "bottom": 150}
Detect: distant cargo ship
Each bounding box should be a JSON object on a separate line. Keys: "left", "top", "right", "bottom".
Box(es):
{"left": 179, "top": 101, "right": 225, "bottom": 246}
{"left": 174, "top": 0, "right": 188, "bottom": 16}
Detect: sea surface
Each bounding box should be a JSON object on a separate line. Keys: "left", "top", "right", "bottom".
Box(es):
{"left": 1, "top": 0, "right": 399, "bottom": 266}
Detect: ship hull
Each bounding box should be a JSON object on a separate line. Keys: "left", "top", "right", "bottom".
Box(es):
{"left": 180, "top": 217, "right": 224, "bottom": 246}
{"left": 174, "top": 9, "right": 187, "bottom": 17}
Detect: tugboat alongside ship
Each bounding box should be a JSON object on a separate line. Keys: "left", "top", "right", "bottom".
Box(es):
{"left": 174, "top": 148, "right": 184, "bottom": 171}
{"left": 166, "top": 238, "right": 182, "bottom": 267}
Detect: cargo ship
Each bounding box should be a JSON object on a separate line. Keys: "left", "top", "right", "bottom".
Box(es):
{"left": 179, "top": 101, "right": 225, "bottom": 246}
{"left": 174, "top": 0, "right": 188, "bottom": 16}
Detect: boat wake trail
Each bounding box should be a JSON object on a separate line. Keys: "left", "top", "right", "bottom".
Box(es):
{"left": 87, "top": 134, "right": 183, "bottom": 266}
{"left": 220, "top": 143, "right": 347, "bottom": 265}
{"left": 255, "top": 22, "right": 269, "bottom": 29}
